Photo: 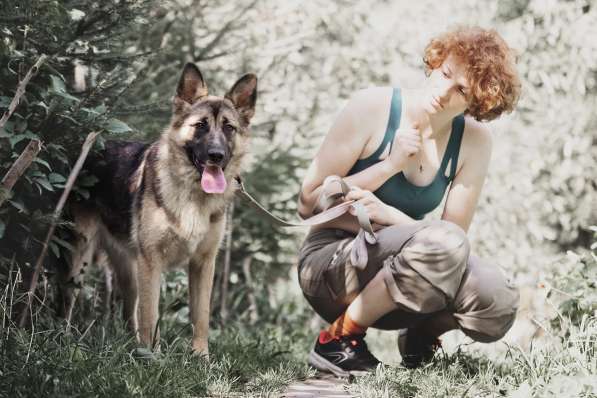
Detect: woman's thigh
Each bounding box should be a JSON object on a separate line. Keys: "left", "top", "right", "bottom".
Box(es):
{"left": 298, "top": 222, "right": 434, "bottom": 325}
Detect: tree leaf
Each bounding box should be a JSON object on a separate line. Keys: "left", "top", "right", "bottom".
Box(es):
{"left": 0, "top": 96, "right": 11, "bottom": 108}
{"left": 49, "top": 75, "right": 80, "bottom": 102}
{"left": 78, "top": 174, "right": 99, "bottom": 187}
{"left": 48, "top": 173, "right": 66, "bottom": 183}
{"left": 105, "top": 118, "right": 132, "bottom": 134}
{"left": 8, "top": 200, "right": 27, "bottom": 213}
{"left": 34, "top": 177, "right": 54, "bottom": 192}
{"left": 49, "top": 75, "right": 67, "bottom": 93}
{"left": 9, "top": 134, "right": 28, "bottom": 148}
{"left": 34, "top": 158, "right": 52, "bottom": 171}
{"left": 49, "top": 241, "right": 60, "bottom": 259}
{"left": 0, "top": 220, "right": 5, "bottom": 239}
{"left": 52, "top": 236, "right": 74, "bottom": 252}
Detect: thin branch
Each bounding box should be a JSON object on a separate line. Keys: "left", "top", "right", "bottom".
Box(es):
{"left": 18, "top": 131, "right": 100, "bottom": 328}
{"left": 195, "top": 0, "right": 257, "bottom": 61}
{"left": 219, "top": 202, "right": 234, "bottom": 323}
{"left": 0, "top": 139, "right": 42, "bottom": 207}
{"left": 0, "top": 54, "right": 48, "bottom": 131}
{"left": 241, "top": 256, "right": 258, "bottom": 323}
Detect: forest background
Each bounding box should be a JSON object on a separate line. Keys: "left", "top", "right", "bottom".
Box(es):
{"left": 0, "top": 0, "right": 595, "bottom": 396}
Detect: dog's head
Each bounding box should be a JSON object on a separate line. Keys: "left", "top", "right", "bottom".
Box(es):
{"left": 167, "top": 63, "right": 257, "bottom": 194}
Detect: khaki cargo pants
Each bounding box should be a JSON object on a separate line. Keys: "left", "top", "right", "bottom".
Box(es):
{"left": 298, "top": 220, "right": 519, "bottom": 343}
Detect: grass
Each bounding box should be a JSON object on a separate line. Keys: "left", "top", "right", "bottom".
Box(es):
{"left": 350, "top": 317, "right": 596, "bottom": 397}
{"left": 0, "top": 313, "right": 315, "bottom": 397}
{"left": 3, "top": 294, "right": 595, "bottom": 398}
{"left": 1, "top": 237, "right": 595, "bottom": 397}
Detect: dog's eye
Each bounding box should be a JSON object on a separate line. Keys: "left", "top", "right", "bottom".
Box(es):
{"left": 193, "top": 119, "right": 209, "bottom": 131}
{"left": 223, "top": 123, "right": 236, "bottom": 134}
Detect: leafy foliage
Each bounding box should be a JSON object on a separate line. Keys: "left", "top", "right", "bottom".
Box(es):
{"left": 547, "top": 226, "right": 597, "bottom": 330}
{"left": 0, "top": 1, "right": 152, "bottom": 289}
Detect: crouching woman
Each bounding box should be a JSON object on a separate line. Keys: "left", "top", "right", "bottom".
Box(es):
{"left": 297, "top": 26, "right": 522, "bottom": 377}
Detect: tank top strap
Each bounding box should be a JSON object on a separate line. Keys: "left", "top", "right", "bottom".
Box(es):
{"left": 441, "top": 114, "right": 465, "bottom": 180}
{"left": 367, "top": 87, "right": 401, "bottom": 160}
{"left": 386, "top": 87, "right": 402, "bottom": 154}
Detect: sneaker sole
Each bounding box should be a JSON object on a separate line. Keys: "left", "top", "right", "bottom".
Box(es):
{"left": 307, "top": 349, "right": 370, "bottom": 378}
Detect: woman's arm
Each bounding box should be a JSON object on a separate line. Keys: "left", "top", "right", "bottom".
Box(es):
{"left": 441, "top": 122, "right": 493, "bottom": 232}
{"left": 298, "top": 88, "right": 398, "bottom": 218}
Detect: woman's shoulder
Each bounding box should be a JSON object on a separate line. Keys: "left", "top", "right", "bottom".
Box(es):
{"left": 461, "top": 116, "right": 493, "bottom": 160}
{"left": 347, "top": 86, "right": 394, "bottom": 111}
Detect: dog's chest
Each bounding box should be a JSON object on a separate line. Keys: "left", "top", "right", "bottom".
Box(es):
{"left": 160, "top": 202, "right": 223, "bottom": 268}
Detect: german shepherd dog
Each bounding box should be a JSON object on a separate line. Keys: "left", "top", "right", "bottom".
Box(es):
{"left": 63, "top": 63, "right": 257, "bottom": 356}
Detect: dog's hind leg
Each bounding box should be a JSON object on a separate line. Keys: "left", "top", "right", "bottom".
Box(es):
{"left": 62, "top": 208, "right": 100, "bottom": 328}
{"left": 94, "top": 250, "right": 114, "bottom": 318}
{"left": 100, "top": 232, "right": 139, "bottom": 333}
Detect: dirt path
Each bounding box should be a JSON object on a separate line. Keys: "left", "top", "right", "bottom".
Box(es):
{"left": 281, "top": 373, "right": 353, "bottom": 398}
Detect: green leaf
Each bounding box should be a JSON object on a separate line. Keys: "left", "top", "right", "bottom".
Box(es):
{"left": 34, "top": 177, "right": 54, "bottom": 192}
{"left": 0, "top": 220, "right": 5, "bottom": 239}
{"left": 34, "top": 101, "right": 50, "bottom": 115}
{"left": 49, "top": 75, "right": 66, "bottom": 93}
{"left": 9, "top": 134, "right": 28, "bottom": 148}
{"left": 105, "top": 118, "right": 132, "bottom": 134}
{"left": 52, "top": 236, "right": 74, "bottom": 252}
{"left": 49, "top": 241, "right": 60, "bottom": 259}
{"left": 9, "top": 131, "right": 38, "bottom": 149}
{"left": 93, "top": 104, "right": 107, "bottom": 114}
{"left": 0, "top": 187, "right": 10, "bottom": 204}
{"left": 0, "top": 96, "right": 11, "bottom": 108}
{"left": 49, "top": 75, "right": 80, "bottom": 102}
{"left": 48, "top": 173, "right": 66, "bottom": 183}
{"left": 82, "top": 104, "right": 107, "bottom": 116}
{"left": 31, "top": 171, "right": 46, "bottom": 178}
{"left": 34, "top": 158, "right": 52, "bottom": 171}
{"left": 74, "top": 187, "right": 90, "bottom": 200}
{"left": 52, "top": 90, "right": 80, "bottom": 103}
{"left": 78, "top": 174, "right": 98, "bottom": 187}
{"left": 8, "top": 200, "right": 27, "bottom": 213}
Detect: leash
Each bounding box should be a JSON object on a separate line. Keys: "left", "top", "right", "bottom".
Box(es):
{"left": 233, "top": 175, "right": 377, "bottom": 270}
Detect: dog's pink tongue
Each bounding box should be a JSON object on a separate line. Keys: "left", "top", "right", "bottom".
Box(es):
{"left": 201, "top": 166, "right": 227, "bottom": 193}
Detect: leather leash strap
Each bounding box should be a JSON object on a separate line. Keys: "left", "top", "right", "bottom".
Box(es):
{"left": 233, "top": 176, "right": 377, "bottom": 269}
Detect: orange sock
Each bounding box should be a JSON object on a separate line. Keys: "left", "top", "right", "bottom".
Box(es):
{"left": 328, "top": 312, "right": 367, "bottom": 338}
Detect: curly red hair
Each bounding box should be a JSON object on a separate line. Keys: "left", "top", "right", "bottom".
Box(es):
{"left": 424, "top": 26, "right": 521, "bottom": 122}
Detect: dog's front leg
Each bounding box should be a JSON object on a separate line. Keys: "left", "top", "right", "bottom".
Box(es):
{"left": 188, "top": 252, "right": 216, "bottom": 358}
{"left": 136, "top": 255, "right": 161, "bottom": 348}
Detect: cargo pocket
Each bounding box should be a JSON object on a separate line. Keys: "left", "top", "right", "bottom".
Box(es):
{"left": 323, "top": 237, "right": 360, "bottom": 304}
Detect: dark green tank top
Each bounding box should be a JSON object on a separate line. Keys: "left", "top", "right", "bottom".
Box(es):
{"left": 347, "top": 87, "right": 465, "bottom": 220}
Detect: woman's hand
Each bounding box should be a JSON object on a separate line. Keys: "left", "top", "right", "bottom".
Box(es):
{"left": 345, "top": 186, "right": 401, "bottom": 226}
{"left": 386, "top": 122, "right": 421, "bottom": 172}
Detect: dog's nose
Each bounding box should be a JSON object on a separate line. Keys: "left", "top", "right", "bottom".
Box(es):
{"left": 207, "top": 149, "right": 225, "bottom": 164}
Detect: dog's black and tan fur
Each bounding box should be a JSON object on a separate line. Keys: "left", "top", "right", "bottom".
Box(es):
{"left": 64, "top": 63, "right": 257, "bottom": 356}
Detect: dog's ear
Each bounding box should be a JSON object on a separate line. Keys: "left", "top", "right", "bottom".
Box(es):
{"left": 175, "top": 63, "right": 208, "bottom": 108}
{"left": 225, "top": 74, "right": 257, "bottom": 124}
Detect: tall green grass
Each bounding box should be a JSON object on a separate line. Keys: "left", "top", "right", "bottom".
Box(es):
{"left": 2, "top": 233, "right": 595, "bottom": 397}
{"left": 0, "top": 268, "right": 314, "bottom": 397}
{"left": 349, "top": 316, "right": 596, "bottom": 398}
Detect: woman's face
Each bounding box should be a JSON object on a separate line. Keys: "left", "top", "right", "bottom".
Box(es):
{"left": 423, "top": 53, "right": 470, "bottom": 117}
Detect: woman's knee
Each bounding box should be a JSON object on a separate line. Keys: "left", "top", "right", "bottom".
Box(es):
{"left": 401, "top": 220, "right": 470, "bottom": 270}
{"left": 453, "top": 256, "right": 520, "bottom": 342}
{"left": 385, "top": 220, "right": 469, "bottom": 303}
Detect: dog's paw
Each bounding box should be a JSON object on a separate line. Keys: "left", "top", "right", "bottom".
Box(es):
{"left": 192, "top": 340, "right": 209, "bottom": 361}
